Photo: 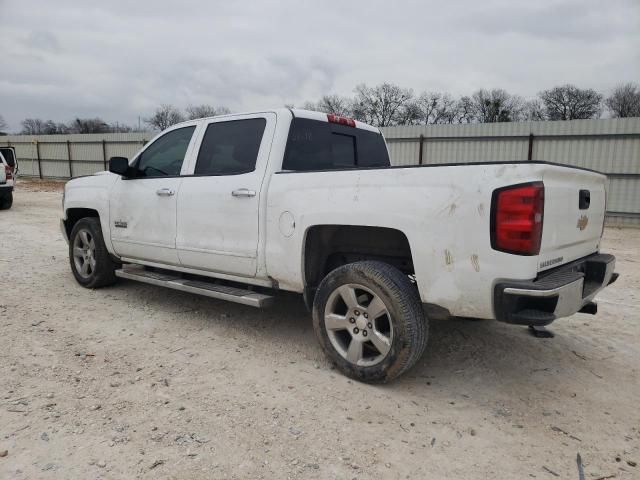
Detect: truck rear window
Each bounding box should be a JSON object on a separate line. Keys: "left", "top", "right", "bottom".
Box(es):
{"left": 282, "top": 118, "right": 389, "bottom": 171}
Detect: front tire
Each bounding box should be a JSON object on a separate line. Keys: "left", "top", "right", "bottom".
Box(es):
{"left": 0, "top": 192, "right": 12, "bottom": 210}
{"left": 69, "top": 217, "right": 117, "bottom": 288}
{"left": 312, "top": 261, "right": 428, "bottom": 383}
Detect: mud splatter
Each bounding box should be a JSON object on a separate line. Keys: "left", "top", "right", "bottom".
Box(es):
{"left": 445, "top": 249, "right": 454, "bottom": 266}
{"left": 477, "top": 203, "right": 485, "bottom": 217}
{"left": 470, "top": 254, "right": 480, "bottom": 272}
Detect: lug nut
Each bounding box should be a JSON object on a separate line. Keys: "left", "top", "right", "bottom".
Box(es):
{"left": 367, "top": 322, "right": 372, "bottom": 329}
{"left": 354, "top": 310, "right": 360, "bottom": 316}
{"left": 363, "top": 313, "right": 368, "bottom": 318}
{"left": 353, "top": 327, "right": 359, "bottom": 334}
{"left": 349, "top": 317, "right": 355, "bottom": 323}
{"left": 362, "top": 330, "right": 368, "bottom": 337}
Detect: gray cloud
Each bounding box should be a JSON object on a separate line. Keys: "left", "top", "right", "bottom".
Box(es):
{"left": 25, "top": 30, "right": 61, "bottom": 52}
{"left": 0, "top": 0, "right": 638, "bottom": 131}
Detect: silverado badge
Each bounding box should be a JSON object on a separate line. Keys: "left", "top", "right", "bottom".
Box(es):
{"left": 577, "top": 215, "right": 588, "bottom": 231}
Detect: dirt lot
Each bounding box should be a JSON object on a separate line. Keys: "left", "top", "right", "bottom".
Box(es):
{"left": 1, "top": 179, "right": 639, "bottom": 479}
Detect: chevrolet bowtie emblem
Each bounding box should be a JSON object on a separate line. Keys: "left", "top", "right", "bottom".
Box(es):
{"left": 577, "top": 215, "right": 588, "bottom": 231}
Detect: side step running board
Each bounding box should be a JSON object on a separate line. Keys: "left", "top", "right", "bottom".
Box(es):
{"left": 115, "top": 265, "right": 274, "bottom": 308}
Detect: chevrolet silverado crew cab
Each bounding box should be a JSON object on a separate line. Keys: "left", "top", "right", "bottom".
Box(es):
{"left": 61, "top": 109, "right": 618, "bottom": 382}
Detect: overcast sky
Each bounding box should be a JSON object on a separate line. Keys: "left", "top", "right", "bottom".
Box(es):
{"left": 1, "top": 0, "right": 639, "bottom": 131}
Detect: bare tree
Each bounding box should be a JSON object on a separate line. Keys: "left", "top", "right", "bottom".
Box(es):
{"left": 523, "top": 99, "right": 546, "bottom": 121}
{"left": 352, "top": 83, "right": 414, "bottom": 127}
{"left": 539, "top": 84, "right": 602, "bottom": 120}
{"left": 21, "top": 118, "right": 45, "bottom": 134}
{"left": 68, "top": 118, "right": 110, "bottom": 134}
{"left": 145, "top": 104, "right": 184, "bottom": 131}
{"left": 0, "top": 114, "right": 7, "bottom": 132}
{"left": 298, "top": 95, "right": 353, "bottom": 117}
{"left": 412, "top": 92, "right": 458, "bottom": 124}
{"left": 185, "top": 104, "right": 231, "bottom": 120}
{"left": 470, "top": 89, "right": 525, "bottom": 123}
{"left": 396, "top": 100, "right": 422, "bottom": 125}
{"left": 21, "top": 118, "right": 67, "bottom": 134}
{"left": 605, "top": 83, "right": 640, "bottom": 118}
{"left": 317, "top": 95, "right": 353, "bottom": 117}
{"left": 453, "top": 96, "right": 475, "bottom": 124}
{"left": 45, "top": 120, "right": 69, "bottom": 134}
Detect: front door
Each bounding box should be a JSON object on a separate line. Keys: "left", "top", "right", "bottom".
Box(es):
{"left": 110, "top": 125, "right": 197, "bottom": 265}
{"left": 177, "top": 114, "right": 275, "bottom": 277}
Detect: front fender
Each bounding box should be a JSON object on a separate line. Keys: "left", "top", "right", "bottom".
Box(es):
{"left": 63, "top": 174, "right": 118, "bottom": 256}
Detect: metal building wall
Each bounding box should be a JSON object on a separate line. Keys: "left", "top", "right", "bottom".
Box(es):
{"left": 1, "top": 118, "right": 638, "bottom": 225}
{"left": 0, "top": 132, "right": 153, "bottom": 179}
{"left": 382, "top": 118, "right": 640, "bottom": 226}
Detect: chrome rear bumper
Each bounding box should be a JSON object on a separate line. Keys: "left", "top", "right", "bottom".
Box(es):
{"left": 494, "top": 253, "right": 617, "bottom": 326}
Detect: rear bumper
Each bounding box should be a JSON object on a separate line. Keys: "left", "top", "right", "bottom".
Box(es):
{"left": 494, "top": 253, "right": 617, "bottom": 326}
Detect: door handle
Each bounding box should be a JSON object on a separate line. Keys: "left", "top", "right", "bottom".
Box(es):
{"left": 156, "top": 188, "right": 175, "bottom": 197}
{"left": 231, "top": 188, "right": 256, "bottom": 198}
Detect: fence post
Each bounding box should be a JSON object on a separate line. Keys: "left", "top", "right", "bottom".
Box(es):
{"left": 35, "top": 140, "right": 42, "bottom": 179}
{"left": 527, "top": 133, "right": 534, "bottom": 161}
{"left": 102, "top": 140, "right": 107, "bottom": 171}
{"left": 418, "top": 134, "right": 424, "bottom": 165}
{"left": 66, "top": 140, "right": 73, "bottom": 178}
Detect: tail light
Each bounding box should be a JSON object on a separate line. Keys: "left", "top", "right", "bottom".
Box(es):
{"left": 4, "top": 164, "right": 11, "bottom": 180}
{"left": 491, "top": 182, "right": 544, "bottom": 255}
{"left": 327, "top": 114, "right": 356, "bottom": 127}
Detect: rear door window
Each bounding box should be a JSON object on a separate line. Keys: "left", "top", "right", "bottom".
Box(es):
{"left": 194, "top": 118, "right": 266, "bottom": 176}
{"left": 282, "top": 118, "right": 389, "bottom": 171}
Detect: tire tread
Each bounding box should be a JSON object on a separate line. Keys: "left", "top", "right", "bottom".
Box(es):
{"left": 312, "top": 261, "right": 428, "bottom": 383}
{"left": 69, "top": 217, "right": 117, "bottom": 288}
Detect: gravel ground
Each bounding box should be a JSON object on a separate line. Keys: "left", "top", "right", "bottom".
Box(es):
{"left": 1, "top": 179, "right": 639, "bottom": 479}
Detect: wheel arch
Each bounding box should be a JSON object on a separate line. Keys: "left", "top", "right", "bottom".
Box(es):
{"left": 302, "top": 224, "right": 414, "bottom": 309}
{"left": 63, "top": 208, "right": 100, "bottom": 238}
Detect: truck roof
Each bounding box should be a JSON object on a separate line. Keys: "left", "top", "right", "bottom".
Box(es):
{"left": 171, "top": 108, "right": 382, "bottom": 134}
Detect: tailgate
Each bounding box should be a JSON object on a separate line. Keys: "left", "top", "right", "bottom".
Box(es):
{"left": 538, "top": 166, "right": 606, "bottom": 272}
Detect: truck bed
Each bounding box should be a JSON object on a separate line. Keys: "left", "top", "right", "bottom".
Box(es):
{"left": 265, "top": 160, "right": 607, "bottom": 319}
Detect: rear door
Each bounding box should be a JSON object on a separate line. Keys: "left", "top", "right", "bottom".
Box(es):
{"left": 176, "top": 113, "right": 275, "bottom": 277}
{"left": 538, "top": 165, "right": 607, "bottom": 271}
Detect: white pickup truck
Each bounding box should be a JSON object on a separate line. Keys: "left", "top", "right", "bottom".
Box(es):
{"left": 61, "top": 109, "right": 618, "bottom": 382}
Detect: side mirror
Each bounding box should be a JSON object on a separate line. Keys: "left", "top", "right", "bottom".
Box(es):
{"left": 109, "top": 157, "right": 130, "bottom": 176}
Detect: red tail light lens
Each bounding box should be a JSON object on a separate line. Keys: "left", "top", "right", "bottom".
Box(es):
{"left": 327, "top": 114, "right": 356, "bottom": 127}
{"left": 4, "top": 164, "right": 11, "bottom": 180}
{"left": 491, "top": 182, "right": 544, "bottom": 255}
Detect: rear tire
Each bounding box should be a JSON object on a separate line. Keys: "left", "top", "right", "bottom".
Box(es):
{"left": 0, "top": 192, "right": 12, "bottom": 210}
{"left": 69, "top": 217, "right": 117, "bottom": 288}
{"left": 312, "top": 261, "right": 428, "bottom": 383}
